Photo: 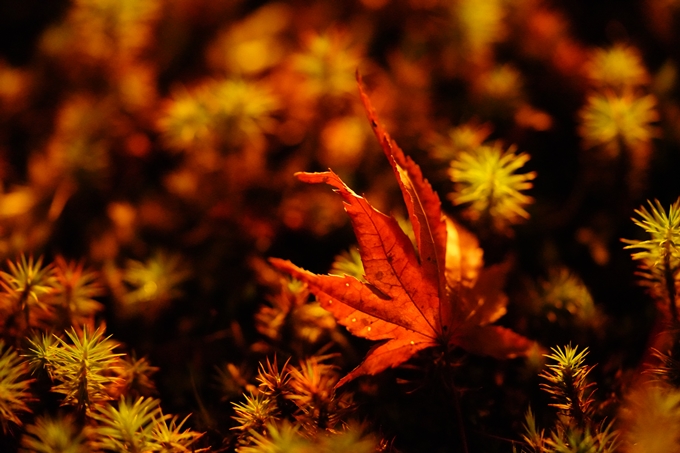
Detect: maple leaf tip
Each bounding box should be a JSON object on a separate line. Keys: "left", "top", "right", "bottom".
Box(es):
{"left": 293, "top": 170, "right": 329, "bottom": 177}
{"left": 267, "top": 257, "right": 288, "bottom": 269}
{"left": 294, "top": 170, "right": 335, "bottom": 185}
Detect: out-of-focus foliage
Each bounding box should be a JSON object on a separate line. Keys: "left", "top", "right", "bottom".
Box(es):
{"left": 112, "top": 250, "right": 191, "bottom": 319}
{"left": 238, "top": 420, "right": 378, "bottom": 453}
{"left": 585, "top": 45, "right": 650, "bottom": 91}
{"left": 430, "top": 122, "right": 493, "bottom": 161}
{"left": 117, "top": 354, "right": 160, "bottom": 398}
{"left": 329, "top": 248, "right": 365, "bottom": 282}
{"left": 526, "top": 267, "right": 601, "bottom": 332}
{"left": 618, "top": 382, "right": 680, "bottom": 453}
{"left": 20, "top": 414, "right": 89, "bottom": 453}
{"left": 578, "top": 92, "right": 658, "bottom": 158}
{"left": 158, "top": 79, "right": 279, "bottom": 156}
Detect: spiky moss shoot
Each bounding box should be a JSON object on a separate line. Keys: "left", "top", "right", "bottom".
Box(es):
{"left": 649, "top": 344, "right": 680, "bottom": 388}
{"left": 231, "top": 358, "right": 317, "bottom": 447}
{"left": 27, "top": 326, "right": 123, "bottom": 414}
{"left": 51, "top": 257, "right": 104, "bottom": 330}
{"left": 286, "top": 357, "right": 350, "bottom": 432}
{"left": 24, "top": 332, "right": 60, "bottom": 374}
{"left": 232, "top": 392, "right": 280, "bottom": 434}
{"left": 540, "top": 345, "right": 595, "bottom": 430}
{"left": 521, "top": 407, "right": 546, "bottom": 452}
{"left": 0, "top": 340, "right": 33, "bottom": 434}
{"left": 0, "top": 255, "right": 57, "bottom": 334}
{"left": 523, "top": 345, "right": 619, "bottom": 453}
{"left": 256, "top": 357, "right": 292, "bottom": 402}
{"left": 91, "top": 396, "right": 203, "bottom": 452}
{"left": 90, "top": 396, "right": 162, "bottom": 452}
{"left": 149, "top": 413, "right": 205, "bottom": 452}
{"left": 449, "top": 142, "right": 536, "bottom": 233}
{"left": 545, "top": 423, "right": 618, "bottom": 453}
{"left": 255, "top": 278, "right": 337, "bottom": 353}
{"left": 623, "top": 198, "right": 680, "bottom": 322}
{"left": 578, "top": 91, "right": 658, "bottom": 158}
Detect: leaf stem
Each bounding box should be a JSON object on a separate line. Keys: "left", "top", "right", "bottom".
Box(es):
{"left": 442, "top": 363, "right": 469, "bottom": 453}
{"left": 664, "top": 250, "right": 679, "bottom": 325}
{"left": 451, "top": 382, "right": 469, "bottom": 453}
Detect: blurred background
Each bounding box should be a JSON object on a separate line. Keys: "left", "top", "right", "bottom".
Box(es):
{"left": 1, "top": 0, "right": 680, "bottom": 450}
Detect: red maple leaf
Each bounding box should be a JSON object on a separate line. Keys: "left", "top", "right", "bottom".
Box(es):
{"left": 270, "top": 81, "right": 534, "bottom": 387}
